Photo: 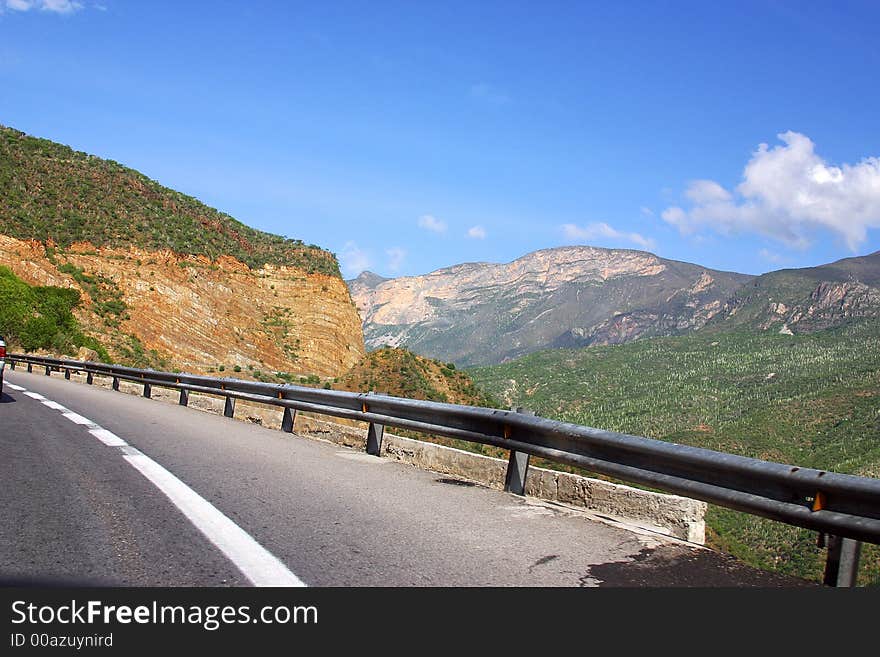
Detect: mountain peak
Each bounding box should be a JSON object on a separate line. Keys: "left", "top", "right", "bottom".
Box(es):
{"left": 348, "top": 247, "right": 752, "bottom": 366}
{"left": 350, "top": 270, "right": 389, "bottom": 286}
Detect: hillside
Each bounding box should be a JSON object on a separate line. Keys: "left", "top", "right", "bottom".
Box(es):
{"left": 327, "top": 347, "right": 503, "bottom": 457}
{"left": 0, "top": 125, "right": 338, "bottom": 275}
{"left": 334, "top": 346, "right": 497, "bottom": 407}
{"left": 0, "top": 126, "right": 365, "bottom": 377}
{"left": 469, "top": 322, "right": 880, "bottom": 584}
{"left": 708, "top": 251, "right": 880, "bottom": 334}
{"left": 348, "top": 247, "right": 752, "bottom": 367}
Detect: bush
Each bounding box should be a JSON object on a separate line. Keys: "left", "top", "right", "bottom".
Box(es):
{"left": 0, "top": 265, "right": 106, "bottom": 356}
{"left": 20, "top": 316, "right": 56, "bottom": 351}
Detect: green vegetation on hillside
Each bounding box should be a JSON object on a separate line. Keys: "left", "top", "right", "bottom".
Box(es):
{"left": 337, "top": 346, "right": 498, "bottom": 407}
{"left": 328, "top": 347, "right": 503, "bottom": 454}
{"left": 0, "top": 125, "right": 340, "bottom": 276}
{"left": 470, "top": 322, "right": 880, "bottom": 585}
{"left": 56, "top": 262, "right": 128, "bottom": 327}
{"left": 0, "top": 266, "right": 108, "bottom": 360}
{"left": 705, "top": 252, "right": 880, "bottom": 334}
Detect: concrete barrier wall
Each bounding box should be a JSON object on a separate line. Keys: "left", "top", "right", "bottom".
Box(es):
{"left": 45, "top": 368, "right": 707, "bottom": 544}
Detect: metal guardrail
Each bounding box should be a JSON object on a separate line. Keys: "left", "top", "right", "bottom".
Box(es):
{"left": 8, "top": 352, "right": 880, "bottom": 585}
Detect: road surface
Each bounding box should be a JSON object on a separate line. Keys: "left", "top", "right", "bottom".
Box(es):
{"left": 1, "top": 368, "right": 811, "bottom": 587}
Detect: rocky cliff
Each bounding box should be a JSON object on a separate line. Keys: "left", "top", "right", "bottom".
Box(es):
{"left": 710, "top": 250, "right": 880, "bottom": 335}
{"left": 0, "top": 124, "right": 365, "bottom": 377}
{"left": 349, "top": 246, "right": 752, "bottom": 367}
{"left": 0, "top": 235, "right": 365, "bottom": 377}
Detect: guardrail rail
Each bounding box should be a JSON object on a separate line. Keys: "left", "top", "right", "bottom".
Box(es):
{"left": 8, "top": 352, "right": 880, "bottom": 586}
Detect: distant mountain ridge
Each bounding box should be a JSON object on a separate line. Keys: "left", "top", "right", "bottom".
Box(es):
{"left": 709, "top": 251, "right": 880, "bottom": 334}
{"left": 348, "top": 246, "right": 753, "bottom": 367}
{"left": 349, "top": 247, "right": 880, "bottom": 367}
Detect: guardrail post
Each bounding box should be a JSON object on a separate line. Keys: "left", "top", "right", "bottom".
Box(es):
{"left": 86, "top": 372, "right": 93, "bottom": 385}
{"left": 281, "top": 407, "right": 296, "bottom": 433}
{"left": 9, "top": 361, "right": 14, "bottom": 370}
{"left": 366, "top": 421, "right": 384, "bottom": 455}
{"left": 823, "top": 535, "right": 862, "bottom": 587}
{"left": 365, "top": 392, "right": 384, "bottom": 456}
{"left": 64, "top": 368, "right": 70, "bottom": 380}
{"left": 504, "top": 407, "right": 534, "bottom": 496}
{"left": 179, "top": 389, "right": 189, "bottom": 406}
{"left": 143, "top": 383, "right": 151, "bottom": 399}
{"left": 112, "top": 376, "right": 119, "bottom": 391}
{"left": 224, "top": 396, "right": 236, "bottom": 418}
{"left": 27, "top": 363, "right": 32, "bottom": 373}
{"left": 45, "top": 365, "right": 51, "bottom": 376}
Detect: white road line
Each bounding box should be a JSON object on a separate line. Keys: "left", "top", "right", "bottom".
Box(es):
{"left": 89, "top": 428, "right": 128, "bottom": 447}
{"left": 18, "top": 380, "right": 306, "bottom": 587}
{"left": 123, "top": 452, "right": 306, "bottom": 587}
{"left": 62, "top": 411, "right": 97, "bottom": 426}
{"left": 6, "top": 383, "right": 26, "bottom": 391}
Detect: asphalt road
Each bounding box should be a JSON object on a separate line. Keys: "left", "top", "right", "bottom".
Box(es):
{"left": 1, "top": 368, "right": 812, "bottom": 587}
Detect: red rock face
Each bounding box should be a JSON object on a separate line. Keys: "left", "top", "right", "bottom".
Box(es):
{"left": 0, "top": 235, "right": 365, "bottom": 377}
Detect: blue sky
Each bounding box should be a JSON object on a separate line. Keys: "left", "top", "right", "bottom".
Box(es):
{"left": 2, "top": 1, "right": 879, "bottom": 279}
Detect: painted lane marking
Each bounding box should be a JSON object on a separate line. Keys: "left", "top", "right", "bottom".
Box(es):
{"left": 20, "top": 383, "right": 307, "bottom": 588}
{"left": 123, "top": 452, "right": 306, "bottom": 587}
{"left": 62, "top": 411, "right": 98, "bottom": 427}
{"left": 24, "top": 392, "right": 46, "bottom": 400}
{"left": 6, "top": 383, "right": 26, "bottom": 392}
{"left": 89, "top": 428, "right": 128, "bottom": 447}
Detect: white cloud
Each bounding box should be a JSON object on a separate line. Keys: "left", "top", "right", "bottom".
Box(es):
{"left": 640, "top": 206, "right": 655, "bottom": 217}
{"left": 466, "top": 225, "right": 487, "bottom": 239}
{"left": 42, "top": 0, "right": 82, "bottom": 11}
{"left": 339, "top": 241, "right": 371, "bottom": 278}
{"left": 418, "top": 214, "right": 447, "bottom": 234}
{"left": 4, "top": 0, "right": 83, "bottom": 12}
{"left": 385, "top": 247, "right": 406, "bottom": 273}
{"left": 663, "top": 131, "right": 880, "bottom": 251}
{"left": 685, "top": 179, "right": 732, "bottom": 204}
{"left": 561, "top": 222, "right": 655, "bottom": 250}
{"left": 758, "top": 248, "right": 786, "bottom": 264}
